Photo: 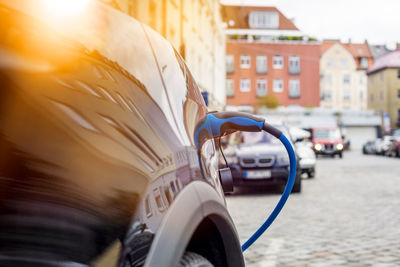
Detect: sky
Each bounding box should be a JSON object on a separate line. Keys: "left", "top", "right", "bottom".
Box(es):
{"left": 221, "top": 0, "right": 400, "bottom": 49}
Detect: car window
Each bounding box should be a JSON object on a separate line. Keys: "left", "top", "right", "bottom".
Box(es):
{"left": 314, "top": 129, "right": 341, "bottom": 139}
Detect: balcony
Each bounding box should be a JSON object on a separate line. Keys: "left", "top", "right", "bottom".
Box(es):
{"left": 289, "top": 66, "right": 300, "bottom": 75}
{"left": 226, "top": 65, "right": 234, "bottom": 74}
{"left": 256, "top": 66, "right": 267, "bottom": 74}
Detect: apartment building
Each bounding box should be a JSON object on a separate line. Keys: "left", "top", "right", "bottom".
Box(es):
{"left": 222, "top": 5, "right": 320, "bottom": 109}
{"left": 367, "top": 49, "right": 400, "bottom": 130}
{"left": 320, "top": 41, "right": 373, "bottom": 110}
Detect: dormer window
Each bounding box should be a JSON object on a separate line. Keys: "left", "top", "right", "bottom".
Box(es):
{"left": 249, "top": 11, "right": 279, "bottom": 29}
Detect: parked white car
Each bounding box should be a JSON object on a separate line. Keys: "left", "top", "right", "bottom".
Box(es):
{"left": 295, "top": 141, "right": 316, "bottom": 178}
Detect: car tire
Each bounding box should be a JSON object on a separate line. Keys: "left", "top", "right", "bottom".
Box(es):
{"left": 292, "top": 171, "right": 302, "bottom": 193}
{"left": 178, "top": 252, "right": 213, "bottom": 267}
{"left": 339, "top": 153, "right": 343, "bottom": 158}
{"left": 292, "top": 181, "right": 301, "bottom": 193}
{"left": 308, "top": 169, "right": 315, "bottom": 178}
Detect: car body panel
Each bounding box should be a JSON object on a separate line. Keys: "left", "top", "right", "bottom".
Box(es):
{"left": 0, "top": 1, "right": 243, "bottom": 266}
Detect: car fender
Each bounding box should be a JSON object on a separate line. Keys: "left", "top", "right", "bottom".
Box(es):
{"left": 144, "top": 180, "right": 244, "bottom": 267}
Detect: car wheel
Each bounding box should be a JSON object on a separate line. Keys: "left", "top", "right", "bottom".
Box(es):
{"left": 178, "top": 252, "right": 213, "bottom": 267}
{"left": 292, "top": 171, "right": 302, "bottom": 193}
{"left": 339, "top": 153, "right": 343, "bottom": 158}
{"left": 292, "top": 180, "right": 301, "bottom": 193}
{"left": 308, "top": 169, "right": 315, "bottom": 178}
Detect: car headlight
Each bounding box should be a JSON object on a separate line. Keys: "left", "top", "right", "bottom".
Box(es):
{"left": 277, "top": 154, "right": 289, "bottom": 164}
{"left": 336, "top": 143, "right": 343, "bottom": 150}
{"left": 314, "top": 143, "right": 322, "bottom": 151}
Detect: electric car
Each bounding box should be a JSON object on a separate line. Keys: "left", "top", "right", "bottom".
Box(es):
{"left": 0, "top": 1, "right": 245, "bottom": 266}
{"left": 223, "top": 125, "right": 302, "bottom": 193}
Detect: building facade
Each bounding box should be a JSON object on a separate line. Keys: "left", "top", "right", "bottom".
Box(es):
{"left": 222, "top": 5, "right": 320, "bottom": 110}
{"left": 225, "top": 42, "right": 320, "bottom": 108}
{"left": 107, "top": 0, "right": 226, "bottom": 108}
{"left": 320, "top": 41, "right": 373, "bottom": 110}
{"left": 367, "top": 49, "right": 400, "bottom": 130}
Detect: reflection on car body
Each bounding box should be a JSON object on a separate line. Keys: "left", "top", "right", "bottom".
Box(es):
{"left": 0, "top": 1, "right": 244, "bottom": 266}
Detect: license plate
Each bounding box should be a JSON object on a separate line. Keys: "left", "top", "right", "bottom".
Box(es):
{"left": 245, "top": 170, "right": 271, "bottom": 179}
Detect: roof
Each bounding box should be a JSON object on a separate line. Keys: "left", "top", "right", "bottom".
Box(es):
{"left": 369, "top": 45, "right": 391, "bottom": 59}
{"left": 367, "top": 49, "right": 400, "bottom": 74}
{"left": 221, "top": 5, "right": 298, "bottom": 31}
{"left": 322, "top": 41, "right": 372, "bottom": 58}
{"left": 321, "top": 41, "right": 373, "bottom": 69}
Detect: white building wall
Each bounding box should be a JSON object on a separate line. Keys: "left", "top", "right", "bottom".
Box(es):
{"left": 320, "top": 43, "right": 367, "bottom": 110}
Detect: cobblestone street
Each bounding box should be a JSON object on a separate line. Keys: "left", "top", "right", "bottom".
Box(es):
{"left": 226, "top": 152, "right": 400, "bottom": 267}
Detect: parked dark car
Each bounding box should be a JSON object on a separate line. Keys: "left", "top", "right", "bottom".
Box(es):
{"left": 223, "top": 125, "right": 302, "bottom": 193}
{"left": 0, "top": 1, "right": 244, "bottom": 266}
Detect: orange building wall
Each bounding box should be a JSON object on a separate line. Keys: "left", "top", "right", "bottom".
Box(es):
{"left": 226, "top": 42, "right": 321, "bottom": 107}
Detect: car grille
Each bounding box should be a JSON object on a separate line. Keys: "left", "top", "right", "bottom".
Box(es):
{"left": 325, "top": 144, "right": 334, "bottom": 150}
{"left": 240, "top": 156, "right": 275, "bottom": 168}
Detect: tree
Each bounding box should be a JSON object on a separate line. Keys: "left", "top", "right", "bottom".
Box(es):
{"left": 257, "top": 94, "right": 280, "bottom": 109}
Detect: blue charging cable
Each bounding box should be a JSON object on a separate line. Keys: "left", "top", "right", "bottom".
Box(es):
{"left": 241, "top": 132, "right": 296, "bottom": 251}
{"left": 194, "top": 112, "right": 297, "bottom": 252}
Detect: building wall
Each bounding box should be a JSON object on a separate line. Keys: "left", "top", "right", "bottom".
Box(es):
{"left": 320, "top": 44, "right": 368, "bottom": 110}
{"left": 225, "top": 42, "right": 320, "bottom": 108}
{"left": 368, "top": 68, "right": 400, "bottom": 129}
{"left": 112, "top": 0, "right": 226, "bottom": 109}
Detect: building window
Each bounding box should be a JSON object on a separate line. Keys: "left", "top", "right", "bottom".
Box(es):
{"left": 360, "top": 57, "right": 368, "bottom": 69}
{"left": 398, "top": 109, "right": 400, "bottom": 123}
{"left": 321, "top": 90, "right": 332, "bottom": 100}
{"left": 289, "top": 56, "right": 300, "bottom": 74}
{"left": 324, "top": 74, "right": 332, "bottom": 84}
{"left": 380, "top": 72, "right": 384, "bottom": 81}
{"left": 248, "top": 11, "right": 279, "bottom": 29}
{"left": 289, "top": 79, "right": 300, "bottom": 98}
{"left": 398, "top": 89, "right": 400, "bottom": 99}
{"left": 226, "top": 54, "right": 234, "bottom": 73}
{"left": 226, "top": 78, "right": 234, "bottom": 97}
{"left": 327, "top": 58, "right": 335, "bottom": 67}
{"left": 256, "top": 55, "right": 267, "bottom": 74}
{"left": 370, "top": 93, "right": 374, "bottom": 103}
{"left": 398, "top": 70, "right": 400, "bottom": 79}
{"left": 343, "top": 90, "right": 351, "bottom": 100}
{"left": 256, "top": 79, "right": 267, "bottom": 97}
{"left": 360, "top": 75, "right": 364, "bottom": 84}
{"left": 360, "top": 91, "right": 364, "bottom": 100}
{"left": 370, "top": 75, "right": 374, "bottom": 84}
{"left": 340, "top": 59, "right": 348, "bottom": 68}
{"left": 379, "top": 90, "right": 383, "bottom": 101}
{"left": 273, "top": 55, "right": 283, "bottom": 69}
{"left": 273, "top": 79, "right": 283, "bottom": 93}
{"left": 240, "top": 55, "right": 250, "bottom": 69}
{"left": 240, "top": 78, "right": 251, "bottom": 92}
{"left": 343, "top": 74, "right": 350, "bottom": 84}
